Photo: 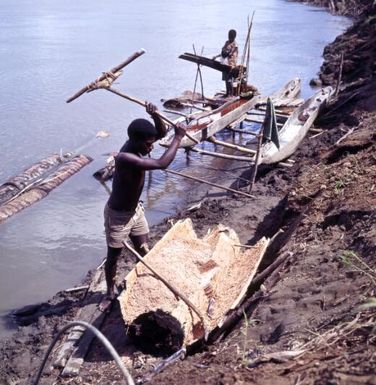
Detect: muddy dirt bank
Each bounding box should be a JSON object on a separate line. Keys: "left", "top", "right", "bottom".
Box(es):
{"left": 1, "top": 1, "right": 375, "bottom": 385}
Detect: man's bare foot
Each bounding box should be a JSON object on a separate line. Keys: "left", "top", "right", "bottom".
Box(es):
{"left": 98, "top": 293, "right": 116, "bottom": 313}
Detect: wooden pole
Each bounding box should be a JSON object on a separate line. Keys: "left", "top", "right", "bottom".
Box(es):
{"left": 228, "top": 126, "right": 258, "bottom": 136}
{"left": 248, "top": 119, "right": 265, "bottom": 193}
{"left": 245, "top": 117, "right": 283, "bottom": 127}
{"left": 245, "top": 12, "right": 255, "bottom": 85}
{"left": 104, "top": 87, "right": 200, "bottom": 144}
{"left": 334, "top": 52, "right": 344, "bottom": 98}
{"left": 123, "top": 241, "right": 208, "bottom": 337}
{"left": 190, "top": 147, "right": 254, "bottom": 162}
{"left": 191, "top": 45, "right": 205, "bottom": 114}
{"left": 66, "top": 50, "right": 146, "bottom": 103}
{"left": 165, "top": 169, "right": 255, "bottom": 198}
{"left": 237, "top": 12, "right": 255, "bottom": 94}
{"left": 207, "top": 137, "right": 256, "bottom": 155}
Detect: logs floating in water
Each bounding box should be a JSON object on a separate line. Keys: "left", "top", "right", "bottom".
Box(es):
{"left": 0, "top": 153, "right": 92, "bottom": 223}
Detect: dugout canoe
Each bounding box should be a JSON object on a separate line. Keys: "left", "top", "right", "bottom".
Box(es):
{"left": 0, "top": 154, "right": 92, "bottom": 223}
{"left": 259, "top": 86, "right": 333, "bottom": 165}
{"left": 118, "top": 218, "right": 269, "bottom": 351}
{"left": 159, "top": 78, "right": 301, "bottom": 149}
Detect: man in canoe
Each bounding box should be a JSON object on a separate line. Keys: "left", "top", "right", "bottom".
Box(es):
{"left": 100, "top": 102, "right": 186, "bottom": 311}
{"left": 213, "top": 29, "right": 239, "bottom": 96}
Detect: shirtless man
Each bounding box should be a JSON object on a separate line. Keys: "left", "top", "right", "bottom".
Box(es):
{"left": 100, "top": 102, "right": 186, "bottom": 311}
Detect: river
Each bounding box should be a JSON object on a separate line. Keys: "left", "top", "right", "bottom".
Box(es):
{"left": 0, "top": 0, "right": 351, "bottom": 337}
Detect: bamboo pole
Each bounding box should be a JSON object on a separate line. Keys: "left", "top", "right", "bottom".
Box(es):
{"left": 66, "top": 50, "right": 146, "bottom": 103}
{"left": 207, "top": 137, "right": 256, "bottom": 155}
{"left": 165, "top": 169, "right": 255, "bottom": 198}
{"left": 123, "top": 241, "right": 208, "bottom": 338}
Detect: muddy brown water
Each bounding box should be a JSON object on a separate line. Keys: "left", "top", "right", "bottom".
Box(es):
{"left": 0, "top": 0, "right": 351, "bottom": 337}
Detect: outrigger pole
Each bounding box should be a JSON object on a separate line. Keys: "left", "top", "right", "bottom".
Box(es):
{"left": 166, "top": 169, "right": 255, "bottom": 199}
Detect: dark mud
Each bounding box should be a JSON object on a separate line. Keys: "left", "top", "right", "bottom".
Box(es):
{"left": 1, "top": 1, "right": 375, "bottom": 385}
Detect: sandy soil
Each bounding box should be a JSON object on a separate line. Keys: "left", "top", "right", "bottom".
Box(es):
{"left": 1, "top": 1, "right": 375, "bottom": 385}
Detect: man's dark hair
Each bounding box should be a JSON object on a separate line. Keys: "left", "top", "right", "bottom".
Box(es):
{"left": 128, "top": 119, "right": 157, "bottom": 141}
{"left": 228, "top": 29, "right": 237, "bottom": 40}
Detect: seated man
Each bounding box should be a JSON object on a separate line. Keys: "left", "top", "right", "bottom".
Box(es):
{"left": 100, "top": 102, "right": 186, "bottom": 311}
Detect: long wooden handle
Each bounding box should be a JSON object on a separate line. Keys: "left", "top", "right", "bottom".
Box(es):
{"left": 66, "top": 49, "right": 146, "bottom": 103}
{"left": 105, "top": 87, "right": 200, "bottom": 144}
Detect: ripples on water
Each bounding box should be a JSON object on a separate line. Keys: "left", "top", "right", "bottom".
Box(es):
{"left": 0, "top": 0, "right": 351, "bottom": 336}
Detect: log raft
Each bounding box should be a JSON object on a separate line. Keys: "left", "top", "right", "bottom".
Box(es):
{"left": 0, "top": 154, "right": 92, "bottom": 223}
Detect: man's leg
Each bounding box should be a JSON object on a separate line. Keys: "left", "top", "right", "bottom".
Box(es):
{"left": 130, "top": 233, "right": 150, "bottom": 256}
{"left": 99, "top": 246, "right": 122, "bottom": 312}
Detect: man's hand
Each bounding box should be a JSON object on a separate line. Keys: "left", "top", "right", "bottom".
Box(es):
{"left": 174, "top": 122, "right": 186, "bottom": 139}
{"left": 145, "top": 101, "right": 158, "bottom": 116}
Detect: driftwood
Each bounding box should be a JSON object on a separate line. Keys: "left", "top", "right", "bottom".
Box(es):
{"left": 0, "top": 154, "right": 92, "bottom": 223}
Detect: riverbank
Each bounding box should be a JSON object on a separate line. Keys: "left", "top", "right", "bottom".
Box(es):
{"left": 1, "top": 1, "right": 375, "bottom": 384}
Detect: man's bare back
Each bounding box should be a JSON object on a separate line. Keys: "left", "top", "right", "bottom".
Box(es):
{"left": 107, "top": 142, "right": 146, "bottom": 211}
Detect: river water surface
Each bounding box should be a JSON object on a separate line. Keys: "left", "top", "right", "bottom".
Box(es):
{"left": 0, "top": 0, "right": 351, "bottom": 337}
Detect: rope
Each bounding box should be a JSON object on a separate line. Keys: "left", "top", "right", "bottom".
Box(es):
{"left": 33, "top": 320, "right": 135, "bottom": 385}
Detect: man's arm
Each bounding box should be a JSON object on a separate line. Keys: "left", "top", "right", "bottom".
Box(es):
{"left": 145, "top": 102, "right": 167, "bottom": 139}
{"left": 117, "top": 123, "right": 186, "bottom": 171}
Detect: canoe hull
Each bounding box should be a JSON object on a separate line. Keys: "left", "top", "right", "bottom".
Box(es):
{"left": 260, "top": 86, "right": 333, "bottom": 164}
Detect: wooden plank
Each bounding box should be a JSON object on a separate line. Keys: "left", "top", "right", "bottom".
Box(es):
{"left": 179, "top": 52, "right": 237, "bottom": 73}
{"left": 61, "top": 310, "right": 106, "bottom": 377}
{"left": 53, "top": 268, "right": 106, "bottom": 372}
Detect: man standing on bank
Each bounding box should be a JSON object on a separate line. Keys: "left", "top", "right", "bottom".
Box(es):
{"left": 100, "top": 102, "right": 186, "bottom": 311}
